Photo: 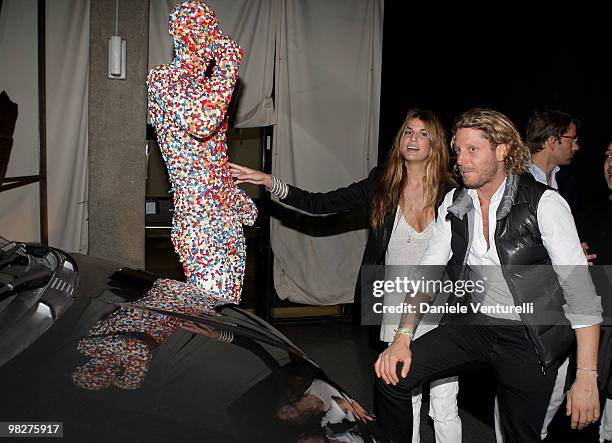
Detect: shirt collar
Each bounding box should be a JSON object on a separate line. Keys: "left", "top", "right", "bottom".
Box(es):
{"left": 528, "top": 163, "right": 559, "bottom": 187}
{"left": 468, "top": 176, "right": 507, "bottom": 205}
{"left": 447, "top": 176, "right": 508, "bottom": 221}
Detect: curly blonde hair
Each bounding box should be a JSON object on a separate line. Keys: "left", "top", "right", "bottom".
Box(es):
{"left": 452, "top": 108, "right": 530, "bottom": 174}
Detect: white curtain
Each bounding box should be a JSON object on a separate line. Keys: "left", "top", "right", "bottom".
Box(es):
{"left": 271, "top": 0, "right": 383, "bottom": 305}
{"left": 0, "top": 0, "right": 89, "bottom": 253}
{"left": 148, "top": 0, "right": 278, "bottom": 127}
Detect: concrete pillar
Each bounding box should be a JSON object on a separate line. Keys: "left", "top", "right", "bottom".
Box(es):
{"left": 88, "top": 0, "right": 149, "bottom": 267}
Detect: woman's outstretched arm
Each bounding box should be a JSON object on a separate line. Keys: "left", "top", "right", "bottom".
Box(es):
{"left": 229, "top": 162, "right": 379, "bottom": 215}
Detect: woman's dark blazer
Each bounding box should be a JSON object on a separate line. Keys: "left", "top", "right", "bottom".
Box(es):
{"left": 279, "top": 166, "right": 452, "bottom": 303}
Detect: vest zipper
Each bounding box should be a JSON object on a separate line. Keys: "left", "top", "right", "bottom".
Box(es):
{"left": 494, "top": 235, "right": 547, "bottom": 376}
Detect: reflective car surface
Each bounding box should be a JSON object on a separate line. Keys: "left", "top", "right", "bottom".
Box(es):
{"left": 0, "top": 239, "right": 387, "bottom": 442}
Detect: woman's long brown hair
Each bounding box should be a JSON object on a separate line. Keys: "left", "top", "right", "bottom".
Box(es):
{"left": 371, "top": 109, "right": 451, "bottom": 229}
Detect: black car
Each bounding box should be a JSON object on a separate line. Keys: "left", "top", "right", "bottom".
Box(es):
{"left": 0, "top": 238, "right": 387, "bottom": 442}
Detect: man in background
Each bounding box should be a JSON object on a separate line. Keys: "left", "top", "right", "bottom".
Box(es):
{"left": 526, "top": 108, "right": 581, "bottom": 213}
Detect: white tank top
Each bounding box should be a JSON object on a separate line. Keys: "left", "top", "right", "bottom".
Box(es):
{"left": 385, "top": 207, "right": 433, "bottom": 266}
{"left": 380, "top": 207, "right": 434, "bottom": 342}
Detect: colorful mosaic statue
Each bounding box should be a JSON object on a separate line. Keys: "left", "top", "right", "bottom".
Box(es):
{"left": 147, "top": 1, "right": 257, "bottom": 303}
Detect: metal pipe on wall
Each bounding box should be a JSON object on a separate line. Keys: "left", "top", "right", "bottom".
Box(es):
{"left": 37, "top": 0, "right": 48, "bottom": 245}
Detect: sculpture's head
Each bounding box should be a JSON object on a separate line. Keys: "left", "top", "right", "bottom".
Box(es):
{"left": 169, "top": 1, "right": 221, "bottom": 64}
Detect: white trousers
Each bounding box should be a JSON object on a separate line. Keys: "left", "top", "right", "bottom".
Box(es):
{"left": 494, "top": 357, "right": 569, "bottom": 441}
{"left": 411, "top": 377, "right": 462, "bottom": 443}
{"left": 601, "top": 398, "right": 612, "bottom": 442}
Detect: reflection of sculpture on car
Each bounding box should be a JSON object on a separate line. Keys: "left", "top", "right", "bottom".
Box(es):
{"left": 146, "top": 1, "right": 257, "bottom": 303}
{"left": 71, "top": 278, "right": 219, "bottom": 390}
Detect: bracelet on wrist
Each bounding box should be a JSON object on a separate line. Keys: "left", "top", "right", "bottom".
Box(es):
{"left": 266, "top": 175, "right": 289, "bottom": 199}
{"left": 394, "top": 327, "right": 414, "bottom": 340}
{"left": 576, "top": 367, "right": 598, "bottom": 376}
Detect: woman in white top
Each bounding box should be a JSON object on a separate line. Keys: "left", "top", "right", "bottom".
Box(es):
{"left": 230, "top": 109, "right": 460, "bottom": 443}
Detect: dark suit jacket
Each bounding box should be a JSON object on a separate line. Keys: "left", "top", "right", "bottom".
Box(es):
{"left": 556, "top": 167, "right": 582, "bottom": 220}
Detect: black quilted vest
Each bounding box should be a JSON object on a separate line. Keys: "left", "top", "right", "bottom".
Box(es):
{"left": 444, "top": 173, "right": 575, "bottom": 370}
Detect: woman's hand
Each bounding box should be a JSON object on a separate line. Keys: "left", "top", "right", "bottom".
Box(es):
{"left": 332, "top": 396, "right": 374, "bottom": 422}
{"left": 349, "top": 399, "right": 374, "bottom": 422}
{"left": 228, "top": 162, "right": 272, "bottom": 188}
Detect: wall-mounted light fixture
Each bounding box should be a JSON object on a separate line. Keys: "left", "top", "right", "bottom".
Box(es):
{"left": 108, "top": 0, "right": 126, "bottom": 79}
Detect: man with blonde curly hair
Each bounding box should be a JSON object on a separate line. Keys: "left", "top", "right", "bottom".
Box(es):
{"left": 374, "top": 108, "right": 602, "bottom": 442}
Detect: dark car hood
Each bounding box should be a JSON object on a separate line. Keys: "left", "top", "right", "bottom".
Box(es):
{"left": 0, "top": 253, "right": 384, "bottom": 442}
